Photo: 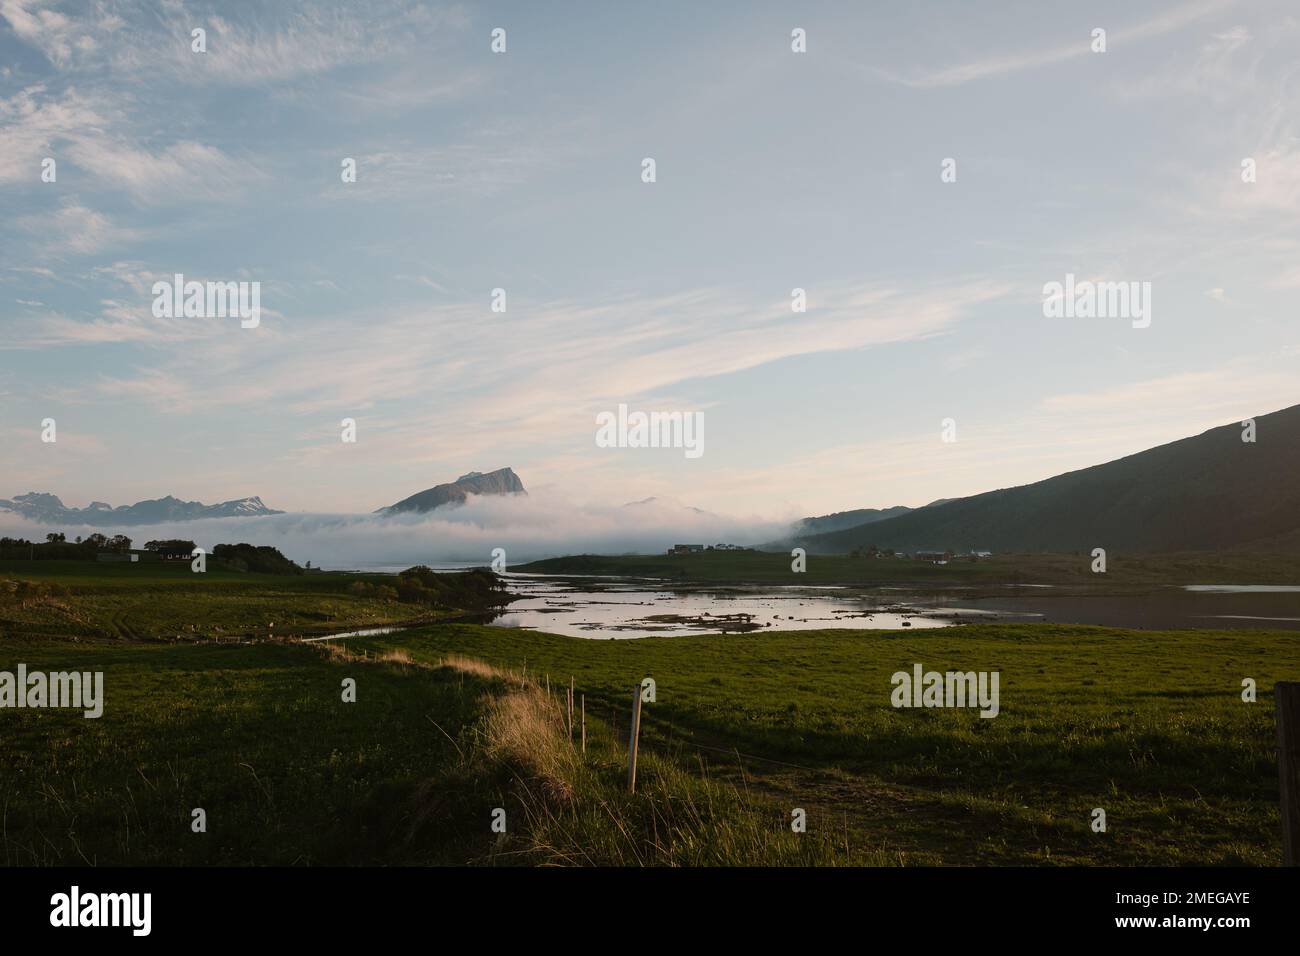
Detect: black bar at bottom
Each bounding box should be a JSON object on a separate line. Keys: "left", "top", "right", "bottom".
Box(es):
{"left": 0, "top": 866, "right": 1291, "bottom": 941}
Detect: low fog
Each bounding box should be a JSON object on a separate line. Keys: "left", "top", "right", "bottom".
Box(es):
{"left": 0, "top": 492, "right": 797, "bottom": 570}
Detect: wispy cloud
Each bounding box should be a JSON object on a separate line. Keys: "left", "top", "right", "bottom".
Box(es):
{"left": 326, "top": 135, "right": 562, "bottom": 202}
{"left": 869, "top": 0, "right": 1243, "bottom": 88}
{"left": 1041, "top": 364, "right": 1295, "bottom": 419}
{"left": 3, "top": 0, "right": 470, "bottom": 85}
{"left": 394, "top": 274, "right": 449, "bottom": 294}
{"left": 0, "top": 0, "right": 102, "bottom": 68}
{"left": 0, "top": 85, "right": 259, "bottom": 200}
{"left": 16, "top": 201, "right": 141, "bottom": 254}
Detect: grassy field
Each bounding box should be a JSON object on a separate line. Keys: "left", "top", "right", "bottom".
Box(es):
{"left": 0, "top": 560, "right": 462, "bottom": 641}
{"left": 1, "top": 635, "right": 474, "bottom": 864}
{"left": 1, "top": 633, "right": 839, "bottom": 866}
{"left": 2, "top": 557, "right": 1296, "bottom": 866}
{"left": 348, "top": 620, "right": 1296, "bottom": 865}
{"left": 516, "top": 549, "right": 1300, "bottom": 589}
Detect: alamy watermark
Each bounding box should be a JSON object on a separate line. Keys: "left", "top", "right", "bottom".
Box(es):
{"left": 152, "top": 273, "right": 260, "bottom": 328}
{"left": 1042, "top": 273, "right": 1150, "bottom": 328}
{"left": 595, "top": 403, "right": 704, "bottom": 459}
{"left": 50, "top": 886, "right": 150, "bottom": 936}
{"left": 891, "top": 663, "right": 999, "bottom": 718}
{"left": 1, "top": 665, "right": 103, "bottom": 718}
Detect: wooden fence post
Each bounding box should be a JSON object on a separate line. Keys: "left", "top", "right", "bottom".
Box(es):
{"left": 581, "top": 693, "right": 586, "bottom": 754}
{"left": 1278, "top": 681, "right": 1300, "bottom": 866}
{"left": 627, "top": 683, "right": 644, "bottom": 793}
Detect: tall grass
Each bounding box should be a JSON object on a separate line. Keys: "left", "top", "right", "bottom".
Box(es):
{"left": 431, "top": 655, "right": 878, "bottom": 866}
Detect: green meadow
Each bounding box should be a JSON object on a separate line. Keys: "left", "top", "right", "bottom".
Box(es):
{"left": 1, "top": 636, "right": 476, "bottom": 865}
{"left": 0, "top": 633, "right": 839, "bottom": 866}
{"left": 1, "top": 557, "right": 1296, "bottom": 866}
{"left": 0, "top": 559, "right": 443, "bottom": 640}
{"left": 350, "top": 620, "right": 1294, "bottom": 865}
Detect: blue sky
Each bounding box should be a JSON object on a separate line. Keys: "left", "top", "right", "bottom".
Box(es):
{"left": 2, "top": 0, "right": 1298, "bottom": 520}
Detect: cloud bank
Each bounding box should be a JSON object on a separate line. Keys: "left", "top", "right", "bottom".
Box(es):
{"left": 0, "top": 492, "right": 795, "bottom": 570}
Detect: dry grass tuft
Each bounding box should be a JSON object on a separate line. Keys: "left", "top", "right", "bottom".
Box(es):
{"left": 481, "top": 684, "right": 577, "bottom": 807}
{"left": 441, "top": 653, "right": 502, "bottom": 680}
{"left": 315, "top": 642, "right": 354, "bottom": 662}
{"left": 441, "top": 653, "right": 537, "bottom": 688}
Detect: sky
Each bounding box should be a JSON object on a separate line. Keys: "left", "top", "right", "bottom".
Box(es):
{"left": 2, "top": 0, "right": 1298, "bottom": 527}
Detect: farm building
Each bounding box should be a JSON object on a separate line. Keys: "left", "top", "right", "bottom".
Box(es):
{"left": 914, "top": 550, "right": 954, "bottom": 564}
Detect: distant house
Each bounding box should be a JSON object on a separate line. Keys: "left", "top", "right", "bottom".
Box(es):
{"left": 157, "top": 547, "right": 192, "bottom": 561}
{"left": 97, "top": 552, "right": 139, "bottom": 563}
{"left": 668, "top": 544, "right": 706, "bottom": 555}
{"left": 914, "top": 550, "right": 954, "bottom": 564}
{"left": 970, "top": 550, "right": 993, "bottom": 558}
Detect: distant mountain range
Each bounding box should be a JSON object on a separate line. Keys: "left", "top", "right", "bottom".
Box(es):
{"left": 9, "top": 402, "right": 1299, "bottom": 555}
{"left": 794, "top": 403, "right": 1300, "bottom": 554}
{"left": 0, "top": 492, "right": 283, "bottom": 526}
{"left": 622, "top": 496, "right": 711, "bottom": 515}
{"left": 378, "top": 467, "right": 527, "bottom": 515}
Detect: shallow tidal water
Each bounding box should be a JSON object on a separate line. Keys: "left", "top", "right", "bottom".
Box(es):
{"left": 483, "top": 575, "right": 1009, "bottom": 639}
{"left": 480, "top": 576, "right": 1300, "bottom": 639}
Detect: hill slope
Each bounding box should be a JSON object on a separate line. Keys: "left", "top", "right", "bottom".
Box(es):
{"left": 793, "top": 506, "right": 913, "bottom": 536}
{"left": 799, "top": 403, "right": 1300, "bottom": 554}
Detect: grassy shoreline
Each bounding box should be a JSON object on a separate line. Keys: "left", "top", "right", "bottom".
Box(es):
{"left": 515, "top": 550, "right": 1300, "bottom": 589}
{"left": 0, "top": 559, "right": 503, "bottom": 642}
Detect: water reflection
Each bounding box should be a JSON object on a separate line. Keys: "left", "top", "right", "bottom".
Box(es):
{"left": 481, "top": 574, "right": 1300, "bottom": 639}
{"left": 486, "top": 575, "right": 983, "bottom": 639}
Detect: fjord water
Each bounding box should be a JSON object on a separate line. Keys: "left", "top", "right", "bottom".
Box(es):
{"left": 946, "top": 584, "right": 1300, "bottom": 630}
{"left": 479, "top": 575, "right": 1300, "bottom": 639}
{"left": 485, "top": 574, "right": 955, "bottom": 638}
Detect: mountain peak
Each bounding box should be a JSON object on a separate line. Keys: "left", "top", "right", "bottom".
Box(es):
{"left": 12, "top": 492, "right": 66, "bottom": 509}
{"left": 621, "top": 496, "right": 711, "bottom": 515}
{"left": 380, "top": 468, "right": 527, "bottom": 515}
